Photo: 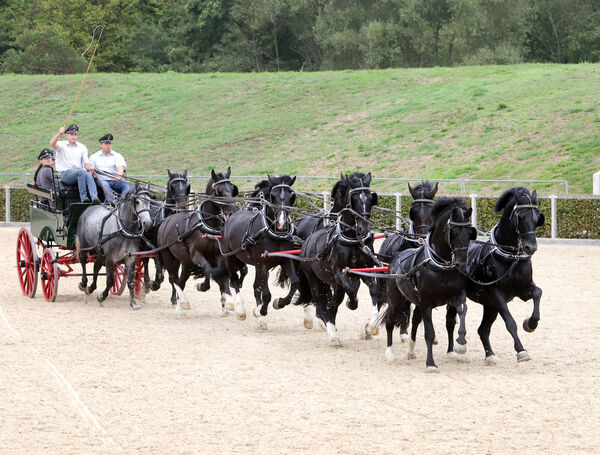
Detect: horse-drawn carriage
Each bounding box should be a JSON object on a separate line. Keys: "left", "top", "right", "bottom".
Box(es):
{"left": 16, "top": 180, "right": 146, "bottom": 302}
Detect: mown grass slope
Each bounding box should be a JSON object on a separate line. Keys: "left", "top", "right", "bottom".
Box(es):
{"left": 1, "top": 64, "right": 599, "bottom": 193}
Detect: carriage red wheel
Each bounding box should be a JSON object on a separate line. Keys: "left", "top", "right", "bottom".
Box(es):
{"left": 16, "top": 227, "right": 38, "bottom": 298}
{"left": 40, "top": 248, "right": 59, "bottom": 302}
{"left": 110, "top": 263, "right": 126, "bottom": 296}
{"left": 133, "top": 260, "right": 145, "bottom": 298}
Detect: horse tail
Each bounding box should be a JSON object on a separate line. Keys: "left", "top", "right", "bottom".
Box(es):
{"left": 190, "top": 265, "right": 205, "bottom": 278}
{"left": 276, "top": 264, "right": 290, "bottom": 288}
{"left": 75, "top": 235, "right": 80, "bottom": 256}
{"left": 373, "top": 303, "right": 389, "bottom": 328}
{"left": 293, "top": 269, "right": 311, "bottom": 306}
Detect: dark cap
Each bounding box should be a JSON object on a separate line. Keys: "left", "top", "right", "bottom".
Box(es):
{"left": 38, "top": 148, "right": 54, "bottom": 160}
{"left": 99, "top": 133, "right": 113, "bottom": 143}
{"left": 65, "top": 124, "right": 79, "bottom": 135}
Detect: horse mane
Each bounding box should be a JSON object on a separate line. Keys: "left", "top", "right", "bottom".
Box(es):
{"left": 411, "top": 180, "right": 438, "bottom": 199}
{"left": 495, "top": 186, "right": 534, "bottom": 213}
{"left": 331, "top": 172, "right": 371, "bottom": 212}
{"left": 251, "top": 175, "right": 295, "bottom": 198}
{"left": 430, "top": 197, "right": 469, "bottom": 230}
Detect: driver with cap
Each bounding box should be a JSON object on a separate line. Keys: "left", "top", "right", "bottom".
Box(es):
{"left": 89, "top": 133, "right": 129, "bottom": 203}
{"left": 50, "top": 124, "right": 99, "bottom": 203}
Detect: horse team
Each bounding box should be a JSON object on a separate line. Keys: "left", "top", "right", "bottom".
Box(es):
{"left": 74, "top": 169, "right": 545, "bottom": 372}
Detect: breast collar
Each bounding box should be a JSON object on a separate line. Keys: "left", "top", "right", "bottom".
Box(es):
{"left": 335, "top": 219, "right": 372, "bottom": 245}
{"left": 489, "top": 224, "right": 532, "bottom": 261}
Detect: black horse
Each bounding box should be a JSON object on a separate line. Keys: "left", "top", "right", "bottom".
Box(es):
{"left": 156, "top": 168, "right": 243, "bottom": 316}
{"left": 366, "top": 181, "right": 439, "bottom": 339}
{"left": 221, "top": 175, "right": 300, "bottom": 330}
{"left": 76, "top": 185, "right": 153, "bottom": 309}
{"left": 449, "top": 187, "right": 545, "bottom": 364}
{"left": 378, "top": 197, "right": 476, "bottom": 372}
{"left": 141, "top": 169, "right": 191, "bottom": 293}
{"left": 295, "top": 172, "right": 379, "bottom": 345}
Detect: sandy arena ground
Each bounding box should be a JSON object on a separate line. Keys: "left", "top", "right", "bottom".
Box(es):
{"left": 1, "top": 226, "right": 599, "bottom": 454}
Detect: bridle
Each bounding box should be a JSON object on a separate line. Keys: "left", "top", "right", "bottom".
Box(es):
{"left": 427, "top": 215, "right": 472, "bottom": 269}
{"left": 268, "top": 183, "right": 295, "bottom": 231}
{"left": 116, "top": 190, "right": 152, "bottom": 237}
{"left": 410, "top": 197, "right": 434, "bottom": 234}
{"left": 167, "top": 176, "right": 190, "bottom": 209}
{"left": 496, "top": 199, "right": 541, "bottom": 257}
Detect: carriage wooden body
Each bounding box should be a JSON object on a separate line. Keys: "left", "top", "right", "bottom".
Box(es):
{"left": 16, "top": 184, "right": 144, "bottom": 302}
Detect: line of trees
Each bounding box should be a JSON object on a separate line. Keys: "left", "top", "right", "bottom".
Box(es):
{"left": 1, "top": 0, "right": 599, "bottom": 74}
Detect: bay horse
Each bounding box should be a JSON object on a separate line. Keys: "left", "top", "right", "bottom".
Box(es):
{"left": 141, "top": 169, "right": 191, "bottom": 292}
{"left": 366, "top": 181, "right": 439, "bottom": 339}
{"left": 156, "top": 168, "right": 244, "bottom": 317}
{"left": 378, "top": 197, "right": 476, "bottom": 372}
{"left": 449, "top": 187, "right": 545, "bottom": 364}
{"left": 221, "top": 175, "right": 300, "bottom": 330}
{"left": 295, "top": 172, "right": 379, "bottom": 346}
{"left": 76, "top": 185, "right": 153, "bottom": 309}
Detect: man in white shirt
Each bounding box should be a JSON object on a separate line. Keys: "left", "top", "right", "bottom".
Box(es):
{"left": 89, "top": 133, "right": 130, "bottom": 203}
{"left": 50, "top": 124, "right": 99, "bottom": 203}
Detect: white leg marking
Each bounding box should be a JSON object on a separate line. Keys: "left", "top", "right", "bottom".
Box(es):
{"left": 223, "top": 293, "right": 235, "bottom": 311}
{"left": 256, "top": 316, "right": 268, "bottom": 331}
{"left": 385, "top": 346, "right": 394, "bottom": 361}
{"left": 303, "top": 306, "right": 314, "bottom": 329}
{"left": 173, "top": 284, "right": 190, "bottom": 310}
{"left": 326, "top": 322, "right": 341, "bottom": 346}
{"left": 234, "top": 293, "right": 246, "bottom": 320}
{"left": 407, "top": 339, "right": 417, "bottom": 360}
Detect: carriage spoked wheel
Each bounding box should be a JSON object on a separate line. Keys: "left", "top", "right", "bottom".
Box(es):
{"left": 133, "top": 260, "right": 145, "bottom": 298}
{"left": 16, "top": 227, "right": 39, "bottom": 298}
{"left": 40, "top": 248, "right": 59, "bottom": 302}
{"left": 110, "top": 263, "right": 126, "bottom": 296}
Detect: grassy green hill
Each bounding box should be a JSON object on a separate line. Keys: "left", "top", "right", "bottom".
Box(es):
{"left": 1, "top": 64, "right": 599, "bottom": 194}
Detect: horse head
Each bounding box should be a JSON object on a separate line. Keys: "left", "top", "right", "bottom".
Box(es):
{"left": 495, "top": 187, "right": 544, "bottom": 256}
{"left": 128, "top": 184, "right": 153, "bottom": 231}
{"left": 207, "top": 167, "right": 239, "bottom": 220}
{"left": 166, "top": 169, "right": 190, "bottom": 210}
{"left": 338, "top": 172, "right": 377, "bottom": 238}
{"left": 254, "top": 174, "right": 296, "bottom": 231}
{"left": 430, "top": 198, "right": 476, "bottom": 271}
{"left": 408, "top": 181, "right": 438, "bottom": 236}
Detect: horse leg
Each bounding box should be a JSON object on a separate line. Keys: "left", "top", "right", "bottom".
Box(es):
{"left": 173, "top": 264, "right": 192, "bottom": 313}
{"left": 421, "top": 306, "right": 439, "bottom": 373}
{"left": 252, "top": 264, "right": 270, "bottom": 330}
{"left": 96, "top": 257, "right": 113, "bottom": 303}
{"left": 454, "top": 294, "right": 468, "bottom": 354}
{"left": 87, "top": 253, "right": 104, "bottom": 296}
{"left": 160, "top": 248, "right": 180, "bottom": 306}
{"left": 151, "top": 255, "right": 164, "bottom": 291}
{"left": 478, "top": 305, "right": 499, "bottom": 365}
{"left": 125, "top": 257, "right": 141, "bottom": 310}
{"left": 142, "top": 257, "right": 151, "bottom": 293}
{"left": 408, "top": 306, "right": 422, "bottom": 360}
{"left": 496, "top": 300, "right": 531, "bottom": 362}
{"left": 273, "top": 259, "right": 299, "bottom": 310}
{"left": 196, "top": 275, "right": 211, "bottom": 292}
{"left": 362, "top": 276, "right": 382, "bottom": 339}
{"left": 334, "top": 270, "right": 360, "bottom": 310}
{"left": 323, "top": 285, "right": 343, "bottom": 346}
{"left": 78, "top": 249, "right": 88, "bottom": 292}
{"left": 523, "top": 283, "right": 542, "bottom": 333}
{"left": 225, "top": 256, "right": 246, "bottom": 318}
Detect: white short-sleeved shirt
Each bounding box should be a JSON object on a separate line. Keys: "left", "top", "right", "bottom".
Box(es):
{"left": 53, "top": 140, "right": 89, "bottom": 173}
{"left": 89, "top": 150, "right": 127, "bottom": 182}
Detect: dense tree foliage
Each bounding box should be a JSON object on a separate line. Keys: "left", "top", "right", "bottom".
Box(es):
{"left": 1, "top": 0, "right": 599, "bottom": 73}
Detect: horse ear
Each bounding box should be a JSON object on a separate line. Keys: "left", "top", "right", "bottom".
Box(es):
{"left": 211, "top": 169, "right": 217, "bottom": 181}
{"left": 371, "top": 192, "right": 378, "bottom": 206}
{"left": 226, "top": 167, "right": 231, "bottom": 179}
{"left": 537, "top": 212, "right": 545, "bottom": 227}
{"left": 432, "top": 182, "right": 439, "bottom": 196}
{"left": 470, "top": 227, "right": 478, "bottom": 240}
{"left": 465, "top": 207, "right": 473, "bottom": 220}
{"left": 365, "top": 172, "right": 372, "bottom": 186}
{"left": 531, "top": 189, "right": 537, "bottom": 203}
{"left": 290, "top": 176, "right": 296, "bottom": 186}
{"left": 167, "top": 169, "right": 172, "bottom": 178}
{"left": 183, "top": 169, "right": 188, "bottom": 178}
{"left": 267, "top": 174, "right": 273, "bottom": 184}
{"left": 232, "top": 185, "right": 239, "bottom": 197}
{"left": 408, "top": 183, "right": 417, "bottom": 199}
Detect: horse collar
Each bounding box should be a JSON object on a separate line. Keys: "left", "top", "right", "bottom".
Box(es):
{"left": 490, "top": 224, "right": 532, "bottom": 261}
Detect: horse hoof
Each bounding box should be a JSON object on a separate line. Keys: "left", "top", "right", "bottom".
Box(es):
{"left": 432, "top": 336, "right": 439, "bottom": 345}
{"left": 345, "top": 299, "right": 358, "bottom": 310}
{"left": 150, "top": 281, "right": 161, "bottom": 292}
{"left": 329, "top": 336, "right": 342, "bottom": 347}
{"left": 448, "top": 351, "right": 470, "bottom": 363}
{"left": 85, "top": 287, "right": 94, "bottom": 296}
{"left": 236, "top": 310, "right": 246, "bottom": 321}
{"left": 361, "top": 323, "right": 373, "bottom": 340}
{"left": 317, "top": 320, "right": 326, "bottom": 331}
{"left": 385, "top": 347, "right": 394, "bottom": 361}
{"left": 485, "top": 355, "right": 498, "bottom": 366}
{"left": 256, "top": 319, "right": 268, "bottom": 331}
{"left": 400, "top": 333, "right": 410, "bottom": 343}
{"left": 224, "top": 302, "right": 235, "bottom": 311}
{"left": 407, "top": 352, "right": 417, "bottom": 360}
{"left": 517, "top": 351, "right": 532, "bottom": 362}
{"left": 253, "top": 307, "right": 260, "bottom": 318}
{"left": 96, "top": 294, "right": 106, "bottom": 303}
{"left": 78, "top": 282, "right": 86, "bottom": 292}
{"left": 131, "top": 302, "right": 141, "bottom": 310}
{"left": 370, "top": 325, "right": 380, "bottom": 336}
{"left": 454, "top": 342, "right": 467, "bottom": 355}
{"left": 200, "top": 283, "right": 210, "bottom": 292}
{"left": 180, "top": 301, "right": 191, "bottom": 310}
{"left": 143, "top": 283, "right": 151, "bottom": 293}
{"left": 425, "top": 366, "right": 440, "bottom": 374}
{"left": 523, "top": 318, "right": 537, "bottom": 333}
{"left": 303, "top": 318, "right": 313, "bottom": 330}
{"left": 272, "top": 298, "right": 282, "bottom": 310}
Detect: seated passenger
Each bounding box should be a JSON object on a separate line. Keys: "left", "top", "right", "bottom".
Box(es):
{"left": 50, "top": 123, "right": 100, "bottom": 203}
{"left": 89, "top": 133, "right": 129, "bottom": 203}
{"left": 34, "top": 148, "right": 59, "bottom": 210}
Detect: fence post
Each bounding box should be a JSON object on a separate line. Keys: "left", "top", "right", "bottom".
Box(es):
{"left": 470, "top": 194, "right": 477, "bottom": 229}
{"left": 322, "top": 191, "right": 329, "bottom": 212}
{"left": 395, "top": 193, "right": 402, "bottom": 231}
{"left": 5, "top": 185, "right": 10, "bottom": 223}
{"left": 550, "top": 195, "right": 557, "bottom": 239}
